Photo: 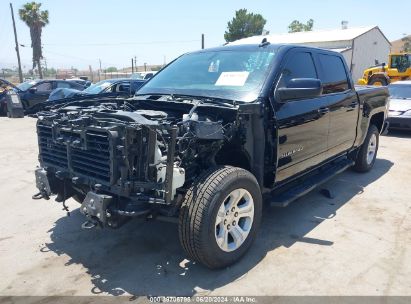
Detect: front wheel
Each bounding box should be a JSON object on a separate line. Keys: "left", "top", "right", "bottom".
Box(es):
{"left": 353, "top": 124, "right": 379, "bottom": 172}
{"left": 178, "top": 166, "right": 262, "bottom": 269}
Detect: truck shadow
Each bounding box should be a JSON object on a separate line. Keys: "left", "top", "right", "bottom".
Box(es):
{"left": 44, "top": 158, "right": 393, "bottom": 297}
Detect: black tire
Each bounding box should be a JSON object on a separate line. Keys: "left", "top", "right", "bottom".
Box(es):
{"left": 353, "top": 124, "right": 379, "bottom": 172}
{"left": 179, "top": 166, "right": 262, "bottom": 269}
{"left": 368, "top": 76, "right": 388, "bottom": 86}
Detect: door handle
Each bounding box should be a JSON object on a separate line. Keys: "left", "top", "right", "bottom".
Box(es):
{"left": 318, "top": 107, "right": 330, "bottom": 114}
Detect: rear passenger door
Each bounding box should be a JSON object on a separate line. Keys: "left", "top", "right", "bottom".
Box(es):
{"left": 315, "top": 53, "right": 359, "bottom": 156}
{"left": 274, "top": 49, "right": 330, "bottom": 183}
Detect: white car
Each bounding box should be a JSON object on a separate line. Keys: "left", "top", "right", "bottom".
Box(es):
{"left": 131, "top": 71, "right": 157, "bottom": 80}
{"left": 387, "top": 80, "right": 411, "bottom": 130}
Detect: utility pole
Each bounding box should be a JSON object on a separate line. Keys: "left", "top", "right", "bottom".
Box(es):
{"left": 144, "top": 62, "right": 147, "bottom": 72}
{"left": 131, "top": 58, "right": 134, "bottom": 74}
{"left": 99, "top": 59, "right": 102, "bottom": 81}
{"left": 10, "top": 3, "right": 23, "bottom": 83}
{"left": 134, "top": 56, "right": 137, "bottom": 72}
{"left": 88, "top": 65, "right": 93, "bottom": 82}
{"left": 44, "top": 58, "right": 48, "bottom": 76}
{"left": 201, "top": 33, "right": 205, "bottom": 49}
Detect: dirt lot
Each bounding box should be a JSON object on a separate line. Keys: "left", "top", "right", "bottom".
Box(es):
{"left": 0, "top": 117, "right": 410, "bottom": 297}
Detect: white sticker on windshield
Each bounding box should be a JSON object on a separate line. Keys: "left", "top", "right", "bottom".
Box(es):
{"left": 215, "top": 71, "right": 249, "bottom": 86}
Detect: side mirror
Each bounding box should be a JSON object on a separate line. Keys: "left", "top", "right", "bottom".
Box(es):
{"left": 277, "top": 78, "right": 322, "bottom": 101}
{"left": 28, "top": 87, "right": 37, "bottom": 94}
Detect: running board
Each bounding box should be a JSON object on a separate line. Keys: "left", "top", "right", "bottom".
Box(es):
{"left": 270, "top": 158, "right": 354, "bottom": 208}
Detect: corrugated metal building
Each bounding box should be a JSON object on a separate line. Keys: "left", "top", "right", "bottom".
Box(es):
{"left": 230, "top": 26, "right": 391, "bottom": 81}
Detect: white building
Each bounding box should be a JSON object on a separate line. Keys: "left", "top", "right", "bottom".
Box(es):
{"left": 230, "top": 26, "right": 391, "bottom": 81}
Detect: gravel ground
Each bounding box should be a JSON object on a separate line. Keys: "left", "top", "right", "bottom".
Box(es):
{"left": 0, "top": 117, "right": 410, "bottom": 297}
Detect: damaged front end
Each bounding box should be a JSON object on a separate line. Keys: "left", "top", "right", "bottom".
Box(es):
{"left": 34, "top": 99, "right": 238, "bottom": 228}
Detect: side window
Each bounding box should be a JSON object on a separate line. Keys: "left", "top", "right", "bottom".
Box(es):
{"left": 318, "top": 54, "right": 350, "bottom": 94}
{"left": 103, "top": 84, "right": 114, "bottom": 93}
{"left": 116, "top": 82, "right": 130, "bottom": 92}
{"left": 278, "top": 52, "right": 317, "bottom": 88}
{"left": 35, "top": 82, "right": 52, "bottom": 92}
{"left": 56, "top": 82, "right": 71, "bottom": 89}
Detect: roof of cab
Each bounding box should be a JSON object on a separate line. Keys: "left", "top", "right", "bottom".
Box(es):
{"left": 189, "top": 43, "right": 344, "bottom": 56}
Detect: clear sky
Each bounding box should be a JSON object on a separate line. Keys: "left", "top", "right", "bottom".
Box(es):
{"left": 0, "top": 0, "right": 410, "bottom": 71}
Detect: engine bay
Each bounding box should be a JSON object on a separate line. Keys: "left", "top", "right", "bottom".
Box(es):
{"left": 34, "top": 96, "right": 240, "bottom": 227}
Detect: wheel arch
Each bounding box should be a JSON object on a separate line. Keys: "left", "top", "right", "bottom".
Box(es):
{"left": 370, "top": 112, "right": 385, "bottom": 133}
{"left": 214, "top": 146, "right": 251, "bottom": 171}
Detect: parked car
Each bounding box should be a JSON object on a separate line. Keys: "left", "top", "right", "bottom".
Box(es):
{"left": 15, "top": 79, "right": 86, "bottom": 110}
{"left": 0, "top": 79, "right": 18, "bottom": 116}
{"left": 33, "top": 44, "right": 388, "bottom": 269}
{"left": 66, "top": 78, "right": 92, "bottom": 88}
{"left": 387, "top": 81, "right": 411, "bottom": 130}
{"left": 48, "top": 78, "right": 145, "bottom": 101}
{"left": 131, "top": 71, "right": 157, "bottom": 80}
{"left": 26, "top": 78, "right": 146, "bottom": 115}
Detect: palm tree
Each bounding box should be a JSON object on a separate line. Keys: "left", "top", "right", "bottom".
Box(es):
{"left": 19, "top": 2, "right": 49, "bottom": 79}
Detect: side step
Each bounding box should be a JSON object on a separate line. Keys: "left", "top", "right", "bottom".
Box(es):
{"left": 270, "top": 158, "right": 354, "bottom": 208}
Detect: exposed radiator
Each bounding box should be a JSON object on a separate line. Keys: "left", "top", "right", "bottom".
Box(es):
{"left": 37, "top": 123, "right": 113, "bottom": 184}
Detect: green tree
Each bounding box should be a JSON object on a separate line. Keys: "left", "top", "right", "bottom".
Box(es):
{"left": 401, "top": 36, "right": 411, "bottom": 52}
{"left": 288, "top": 19, "right": 314, "bottom": 33}
{"left": 106, "top": 67, "right": 118, "bottom": 73}
{"left": 224, "top": 9, "right": 266, "bottom": 42}
{"left": 19, "top": 2, "right": 49, "bottom": 79}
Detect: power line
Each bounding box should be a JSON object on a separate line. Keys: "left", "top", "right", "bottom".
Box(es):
{"left": 43, "top": 50, "right": 117, "bottom": 67}
{"left": 43, "top": 39, "right": 200, "bottom": 47}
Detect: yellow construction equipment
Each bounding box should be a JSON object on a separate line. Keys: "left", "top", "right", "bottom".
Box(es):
{"left": 358, "top": 53, "right": 411, "bottom": 86}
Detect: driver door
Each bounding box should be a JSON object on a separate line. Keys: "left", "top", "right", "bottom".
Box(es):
{"left": 274, "top": 49, "right": 330, "bottom": 183}
{"left": 27, "top": 81, "right": 54, "bottom": 107}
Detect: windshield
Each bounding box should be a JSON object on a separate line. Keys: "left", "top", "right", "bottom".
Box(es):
{"left": 391, "top": 55, "right": 411, "bottom": 70}
{"left": 17, "top": 80, "right": 37, "bottom": 91}
{"left": 83, "top": 80, "right": 113, "bottom": 94}
{"left": 388, "top": 84, "right": 411, "bottom": 99}
{"left": 137, "top": 49, "right": 277, "bottom": 102}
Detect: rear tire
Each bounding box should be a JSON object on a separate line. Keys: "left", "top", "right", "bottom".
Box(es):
{"left": 178, "top": 166, "right": 262, "bottom": 269}
{"left": 368, "top": 77, "right": 388, "bottom": 86}
{"left": 353, "top": 124, "right": 379, "bottom": 172}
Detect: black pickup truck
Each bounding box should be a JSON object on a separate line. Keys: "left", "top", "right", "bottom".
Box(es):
{"left": 34, "top": 43, "right": 388, "bottom": 269}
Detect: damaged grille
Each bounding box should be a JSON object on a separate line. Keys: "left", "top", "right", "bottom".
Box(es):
{"left": 37, "top": 123, "right": 114, "bottom": 184}
{"left": 38, "top": 124, "right": 68, "bottom": 168}
{"left": 71, "top": 131, "right": 111, "bottom": 182}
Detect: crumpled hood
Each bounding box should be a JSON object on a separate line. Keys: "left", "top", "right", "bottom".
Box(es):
{"left": 389, "top": 98, "right": 411, "bottom": 112}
